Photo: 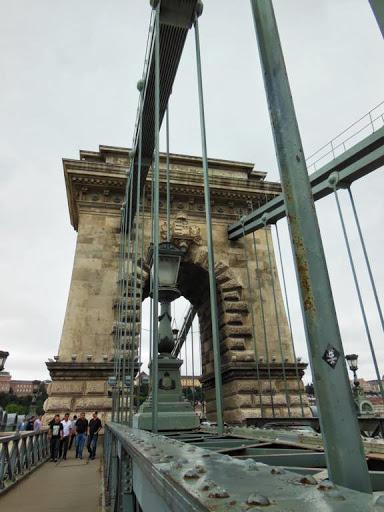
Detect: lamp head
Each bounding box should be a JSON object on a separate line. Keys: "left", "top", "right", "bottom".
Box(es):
{"left": 147, "top": 242, "right": 184, "bottom": 302}
{"left": 32, "top": 380, "right": 41, "bottom": 394}
{"left": 345, "top": 354, "right": 358, "bottom": 372}
{"left": 0, "top": 351, "right": 9, "bottom": 371}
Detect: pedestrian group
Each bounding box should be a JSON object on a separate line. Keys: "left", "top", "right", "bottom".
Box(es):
{"left": 47, "top": 411, "right": 102, "bottom": 462}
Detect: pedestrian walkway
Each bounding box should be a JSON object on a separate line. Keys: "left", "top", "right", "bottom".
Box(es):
{"left": 0, "top": 445, "right": 102, "bottom": 512}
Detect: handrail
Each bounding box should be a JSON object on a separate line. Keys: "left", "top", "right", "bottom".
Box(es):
{"left": 103, "top": 422, "right": 377, "bottom": 511}
{"left": 0, "top": 429, "right": 49, "bottom": 493}
{"left": 306, "top": 100, "right": 384, "bottom": 172}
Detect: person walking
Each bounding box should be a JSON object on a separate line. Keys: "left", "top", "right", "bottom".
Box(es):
{"left": 34, "top": 415, "right": 43, "bottom": 433}
{"left": 87, "top": 411, "right": 102, "bottom": 460}
{"left": 68, "top": 414, "right": 77, "bottom": 450}
{"left": 59, "top": 412, "right": 72, "bottom": 460}
{"left": 48, "top": 414, "right": 63, "bottom": 462}
{"left": 75, "top": 412, "right": 88, "bottom": 460}
{"left": 26, "top": 416, "right": 35, "bottom": 431}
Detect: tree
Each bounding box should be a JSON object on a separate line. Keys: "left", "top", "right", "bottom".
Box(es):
{"left": 6, "top": 403, "right": 28, "bottom": 415}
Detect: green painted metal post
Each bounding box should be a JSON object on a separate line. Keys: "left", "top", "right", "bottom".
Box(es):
{"left": 194, "top": 11, "right": 224, "bottom": 435}
{"left": 369, "top": 0, "right": 384, "bottom": 38}
{"left": 128, "top": 80, "right": 145, "bottom": 427}
{"left": 166, "top": 107, "right": 171, "bottom": 242}
{"left": 250, "top": 0, "right": 371, "bottom": 493}
{"left": 151, "top": 1, "right": 160, "bottom": 434}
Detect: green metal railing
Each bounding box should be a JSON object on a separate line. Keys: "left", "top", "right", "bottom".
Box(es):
{"left": 0, "top": 429, "right": 49, "bottom": 493}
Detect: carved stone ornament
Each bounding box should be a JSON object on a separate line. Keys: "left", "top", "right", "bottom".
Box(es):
{"left": 160, "top": 212, "right": 202, "bottom": 250}
{"left": 159, "top": 371, "right": 176, "bottom": 391}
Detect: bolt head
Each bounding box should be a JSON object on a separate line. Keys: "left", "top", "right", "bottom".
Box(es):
{"left": 208, "top": 487, "right": 229, "bottom": 499}
{"left": 246, "top": 494, "right": 270, "bottom": 506}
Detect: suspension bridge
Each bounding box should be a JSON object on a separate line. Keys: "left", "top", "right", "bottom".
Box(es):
{"left": 1, "top": 0, "right": 384, "bottom": 510}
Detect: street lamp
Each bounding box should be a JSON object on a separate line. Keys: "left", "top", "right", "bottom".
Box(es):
{"left": 29, "top": 380, "right": 42, "bottom": 416}
{"left": 134, "top": 242, "right": 199, "bottom": 431}
{"left": 149, "top": 242, "right": 184, "bottom": 354}
{"left": 0, "top": 351, "right": 9, "bottom": 372}
{"left": 0, "top": 351, "right": 9, "bottom": 431}
{"left": 150, "top": 242, "right": 183, "bottom": 303}
{"left": 345, "top": 354, "right": 374, "bottom": 415}
{"left": 345, "top": 354, "right": 359, "bottom": 388}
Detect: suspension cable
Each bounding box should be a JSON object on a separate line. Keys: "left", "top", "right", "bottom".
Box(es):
{"left": 274, "top": 223, "right": 305, "bottom": 417}
{"left": 241, "top": 218, "right": 263, "bottom": 415}
{"left": 194, "top": 10, "right": 224, "bottom": 435}
{"left": 347, "top": 187, "right": 384, "bottom": 334}
{"left": 263, "top": 222, "right": 291, "bottom": 417}
{"left": 332, "top": 185, "right": 384, "bottom": 400}
{"left": 151, "top": 1, "right": 161, "bottom": 433}
{"left": 166, "top": 106, "right": 171, "bottom": 242}
{"left": 251, "top": 218, "right": 275, "bottom": 418}
{"left": 191, "top": 317, "right": 196, "bottom": 410}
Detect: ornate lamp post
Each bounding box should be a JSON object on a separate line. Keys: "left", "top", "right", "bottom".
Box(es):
{"left": 0, "top": 351, "right": 9, "bottom": 372}
{"left": 0, "top": 351, "right": 9, "bottom": 431}
{"left": 345, "top": 354, "right": 374, "bottom": 416}
{"left": 345, "top": 354, "right": 359, "bottom": 391}
{"left": 29, "top": 380, "right": 42, "bottom": 416}
{"left": 134, "top": 242, "right": 199, "bottom": 430}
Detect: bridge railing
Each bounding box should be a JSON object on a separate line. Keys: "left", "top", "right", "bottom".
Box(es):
{"left": 306, "top": 100, "right": 384, "bottom": 172}
{"left": 0, "top": 429, "right": 49, "bottom": 493}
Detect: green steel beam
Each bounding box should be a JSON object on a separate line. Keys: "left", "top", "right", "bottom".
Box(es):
{"left": 172, "top": 304, "right": 196, "bottom": 357}
{"left": 228, "top": 126, "right": 384, "bottom": 239}
{"left": 105, "top": 423, "right": 380, "bottom": 511}
{"left": 369, "top": 0, "right": 384, "bottom": 38}
{"left": 125, "top": 0, "right": 199, "bottom": 231}
{"left": 249, "top": 0, "right": 371, "bottom": 493}
{"left": 194, "top": 10, "right": 224, "bottom": 435}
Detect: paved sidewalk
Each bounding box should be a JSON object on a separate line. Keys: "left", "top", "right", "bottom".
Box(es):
{"left": 0, "top": 446, "right": 102, "bottom": 512}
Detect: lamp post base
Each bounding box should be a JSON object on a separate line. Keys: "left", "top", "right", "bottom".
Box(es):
{"left": 133, "top": 356, "right": 199, "bottom": 431}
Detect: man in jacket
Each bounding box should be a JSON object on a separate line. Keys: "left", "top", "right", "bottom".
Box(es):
{"left": 48, "top": 414, "right": 63, "bottom": 462}
{"left": 87, "top": 411, "right": 102, "bottom": 460}
{"left": 75, "top": 412, "right": 88, "bottom": 460}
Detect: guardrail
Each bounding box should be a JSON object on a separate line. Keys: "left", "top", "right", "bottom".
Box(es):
{"left": 306, "top": 100, "right": 384, "bottom": 172}
{"left": 0, "top": 429, "right": 49, "bottom": 493}
{"left": 103, "top": 422, "right": 378, "bottom": 511}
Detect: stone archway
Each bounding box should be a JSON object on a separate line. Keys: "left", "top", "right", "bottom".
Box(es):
{"left": 46, "top": 146, "right": 309, "bottom": 423}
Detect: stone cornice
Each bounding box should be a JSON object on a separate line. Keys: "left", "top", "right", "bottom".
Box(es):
{"left": 78, "top": 144, "right": 266, "bottom": 178}
{"left": 46, "top": 361, "right": 114, "bottom": 380}
{"left": 63, "top": 148, "right": 282, "bottom": 231}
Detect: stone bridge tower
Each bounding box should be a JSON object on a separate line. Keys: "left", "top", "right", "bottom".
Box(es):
{"left": 45, "top": 145, "right": 308, "bottom": 423}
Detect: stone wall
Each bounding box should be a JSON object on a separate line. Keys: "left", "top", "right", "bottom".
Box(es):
{"left": 45, "top": 146, "right": 310, "bottom": 422}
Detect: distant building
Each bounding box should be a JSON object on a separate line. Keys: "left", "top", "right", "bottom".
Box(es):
{"left": 181, "top": 375, "right": 202, "bottom": 389}
{"left": 134, "top": 372, "right": 150, "bottom": 387}
{"left": 355, "top": 378, "right": 384, "bottom": 394}
{"left": 10, "top": 380, "right": 34, "bottom": 396}
{"left": 0, "top": 372, "right": 11, "bottom": 393}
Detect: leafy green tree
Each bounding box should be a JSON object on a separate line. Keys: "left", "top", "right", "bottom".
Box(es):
{"left": 6, "top": 403, "right": 28, "bottom": 415}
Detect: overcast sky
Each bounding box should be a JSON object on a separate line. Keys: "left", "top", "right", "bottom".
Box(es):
{"left": 0, "top": 0, "right": 383, "bottom": 385}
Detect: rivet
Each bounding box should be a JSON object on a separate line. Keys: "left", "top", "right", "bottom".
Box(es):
{"left": 245, "top": 461, "right": 259, "bottom": 471}
{"left": 208, "top": 487, "right": 230, "bottom": 499}
{"left": 246, "top": 493, "right": 270, "bottom": 506}
{"left": 271, "top": 467, "right": 285, "bottom": 475}
{"left": 299, "top": 475, "right": 317, "bottom": 485}
{"left": 183, "top": 469, "right": 200, "bottom": 480}
{"left": 317, "top": 481, "right": 335, "bottom": 491}
{"left": 194, "top": 464, "right": 207, "bottom": 474}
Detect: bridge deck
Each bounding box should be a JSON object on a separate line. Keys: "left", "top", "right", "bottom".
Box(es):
{"left": 0, "top": 447, "right": 102, "bottom": 512}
